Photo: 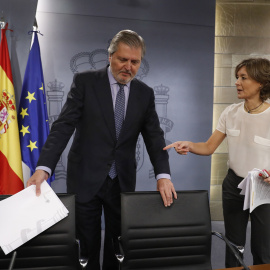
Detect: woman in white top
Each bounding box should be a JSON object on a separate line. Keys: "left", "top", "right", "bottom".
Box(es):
{"left": 164, "top": 58, "right": 270, "bottom": 268}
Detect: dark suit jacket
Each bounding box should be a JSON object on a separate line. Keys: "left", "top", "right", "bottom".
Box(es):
{"left": 37, "top": 66, "right": 170, "bottom": 203}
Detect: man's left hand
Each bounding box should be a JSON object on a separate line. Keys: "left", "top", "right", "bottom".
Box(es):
{"left": 157, "top": 178, "right": 177, "bottom": 207}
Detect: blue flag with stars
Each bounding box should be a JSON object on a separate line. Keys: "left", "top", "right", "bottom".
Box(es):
{"left": 18, "top": 31, "right": 54, "bottom": 185}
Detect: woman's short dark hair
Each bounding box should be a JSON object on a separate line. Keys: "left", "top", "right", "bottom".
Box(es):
{"left": 108, "top": 30, "right": 146, "bottom": 59}
{"left": 235, "top": 58, "right": 270, "bottom": 101}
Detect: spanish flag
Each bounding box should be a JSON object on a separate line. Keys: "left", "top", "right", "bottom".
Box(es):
{"left": 0, "top": 23, "right": 24, "bottom": 194}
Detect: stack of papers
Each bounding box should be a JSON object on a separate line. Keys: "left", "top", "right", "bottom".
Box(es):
{"left": 238, "top": 168, "right": 270, "bottom": 213}
{"left": 0, "top": 181, "right": 69, "bottom": 255}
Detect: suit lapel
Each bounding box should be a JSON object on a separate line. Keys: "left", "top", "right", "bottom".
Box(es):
{"left": 117, "top": 80, "right": 141, "bottom": 143}
{"left": 94, "top": 70, "right": 141, "bottom": 143}
{"left": 94, "top": 68, "right": 116, "bottom": 141}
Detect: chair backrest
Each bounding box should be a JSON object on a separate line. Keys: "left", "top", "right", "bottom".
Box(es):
{"left": 120, "top": 190, "right": 212, "bottom": 270}
{"left": 0, "top": 193, "right": 80, "bottom": 270}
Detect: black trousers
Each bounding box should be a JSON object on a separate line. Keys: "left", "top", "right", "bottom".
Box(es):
{"left": 222, "top": 169, "right": 270, "bottom": 268}
{"left": 76, "top": 176, "right": 121, "bottom": 270}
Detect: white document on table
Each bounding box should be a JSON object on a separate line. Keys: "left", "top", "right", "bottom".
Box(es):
{"left": 0, "top": 181, "right": 69, "bottom": 255}
{"left": 238, "top": 168, "right": 270, "bottom": 213}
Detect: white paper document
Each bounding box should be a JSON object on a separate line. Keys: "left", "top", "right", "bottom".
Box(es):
{"left": 0, "top": 181, "right": 69, "bottom": 255}
{"left": 238, "top": 168, "right": 270, "bottom": 213}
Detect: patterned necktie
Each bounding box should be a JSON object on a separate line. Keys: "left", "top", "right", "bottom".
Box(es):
{"left": 109, "top": 83, "right": 125, "bottom": 179}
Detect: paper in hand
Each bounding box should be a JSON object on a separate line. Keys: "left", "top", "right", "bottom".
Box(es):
{"left": 238, "top": 168, "right": 270, "bottom": 213}
{"left": 0, "top": 181, "right": 68, "bottom": 254}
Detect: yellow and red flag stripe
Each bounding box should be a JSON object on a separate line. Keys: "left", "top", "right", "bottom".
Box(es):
{"left": 0, "top": 23, "right": 24, "bottom": 194}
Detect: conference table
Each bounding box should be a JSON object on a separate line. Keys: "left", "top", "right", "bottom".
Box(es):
{"left": 215, "top": 264, "right": 270, "bottom": 270}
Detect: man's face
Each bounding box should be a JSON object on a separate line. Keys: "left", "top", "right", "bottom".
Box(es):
{"left": 109, "top": 42, "right": 142, "bottom": 84}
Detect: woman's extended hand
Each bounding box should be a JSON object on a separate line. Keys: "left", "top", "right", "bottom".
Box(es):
{"left": 163, "top": 141, "right": 191, "bottom": 155}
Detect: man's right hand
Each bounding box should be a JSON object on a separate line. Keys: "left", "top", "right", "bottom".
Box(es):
{"left": 27, "top": 170, "right": 49, "bottom": 196}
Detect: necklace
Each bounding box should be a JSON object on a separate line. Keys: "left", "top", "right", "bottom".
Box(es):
{"left": 244, "top": 101, "right": 264, "bottom": 113}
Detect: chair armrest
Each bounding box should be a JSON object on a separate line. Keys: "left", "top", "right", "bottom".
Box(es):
{"left": 212, "top": 231, "right": 250, "bottom": 270}
{"left": 113, "top": 236, "right": 124, "bottom": 263}
{"left": 8, "top": 251, "right": 17, "bottom": 270}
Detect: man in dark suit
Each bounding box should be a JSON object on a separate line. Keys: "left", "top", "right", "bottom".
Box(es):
{"left": 27, "top": 30, "right": 177, "bottom": 270}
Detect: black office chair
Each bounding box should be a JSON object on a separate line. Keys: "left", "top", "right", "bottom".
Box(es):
{"left": 0, "top": 193, "right": 81, "bottom": 270}
{"left": 114, "top": 190, "right": 249, "bottom": 270}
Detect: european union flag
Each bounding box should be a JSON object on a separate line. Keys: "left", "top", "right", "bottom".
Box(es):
{"left": 18, "top": 31, "right": 54, "bottom": 185}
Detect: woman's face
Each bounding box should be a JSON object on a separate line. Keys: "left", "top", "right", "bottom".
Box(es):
{"left": 235, "top": 66, "right": 262, "bottom": 100}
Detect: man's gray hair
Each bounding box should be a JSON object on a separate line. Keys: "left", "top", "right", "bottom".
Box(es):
{"left": 108, "top": 30, "right": 146, "bottom": 59}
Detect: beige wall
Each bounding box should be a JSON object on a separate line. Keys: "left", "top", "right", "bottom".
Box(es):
{"left": 211, "top": 0, "right": 270, "bottom": 220}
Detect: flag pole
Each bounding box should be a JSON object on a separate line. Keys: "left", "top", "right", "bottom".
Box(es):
{"left": 0, "top": 11, "right": 5, "bottom": 29}
{"left": 31, "top": 18, "right": 38, "bottom": 46}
